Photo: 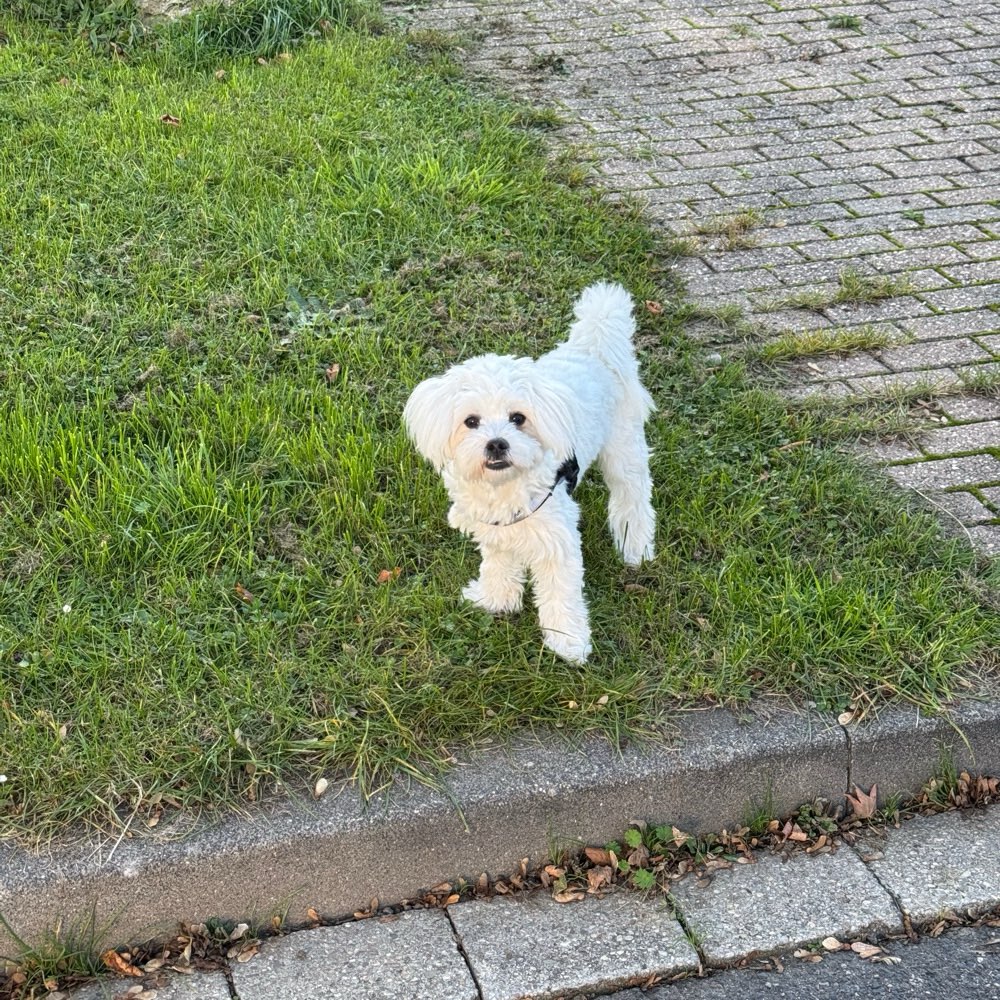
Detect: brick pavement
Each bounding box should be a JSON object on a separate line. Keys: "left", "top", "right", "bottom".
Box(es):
{"left": 393, "top": 0, "right": 1000, "bottom": 552}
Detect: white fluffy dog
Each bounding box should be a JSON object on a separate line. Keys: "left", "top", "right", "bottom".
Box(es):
{"left": 403, "top": 282, "right": 655, "bottom": 663}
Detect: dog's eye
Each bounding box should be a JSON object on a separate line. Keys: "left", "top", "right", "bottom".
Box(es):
{"left": 464, "top": 415, "right": 480, "bottom": 429}
{"left": 509, "top": 412, "right": 526, "bottom": 427}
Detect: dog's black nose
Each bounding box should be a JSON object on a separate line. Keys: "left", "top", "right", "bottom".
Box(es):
{"left": 485, "top": 438, "right": 509, "bottom": 459}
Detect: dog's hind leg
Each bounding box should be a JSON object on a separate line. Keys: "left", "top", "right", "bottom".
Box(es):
{"left": 598, "top": 425, "right": 655, "bottom": 566}
{"left": 463, "top": 543, "right": 525, "bottom": 614}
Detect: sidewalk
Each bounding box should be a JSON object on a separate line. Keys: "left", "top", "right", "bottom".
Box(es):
{"left": 67, "top": 804, "right": 1000, "bottom": 999}
{"left": 393, "top": 0, "right": 1000, "bottom": 555}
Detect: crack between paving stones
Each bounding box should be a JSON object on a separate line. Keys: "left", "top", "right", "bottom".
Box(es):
{"left": 846, "top": 840, "right": 915, "bottom": 940}
{"left": 663, "top": 894, "right": 709, "bottom": 974}
{"left": 842, "top": 721, "right": 854, "bottom": 793}
{"left": 444, "top": 907, "right": 486, "bottom": 1000}
{"left": 222, "top": 962, "right": 240, "bottom": 1000}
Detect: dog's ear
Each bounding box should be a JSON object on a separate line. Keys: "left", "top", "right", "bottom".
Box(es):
{"left": 526, "top": 378, "right": 578, "bottom": 463}
{"left": 403, "top": 371, "right": 455, "bottom": 471}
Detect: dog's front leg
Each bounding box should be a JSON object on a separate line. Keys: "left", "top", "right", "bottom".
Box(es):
{"left": 528, "top": 521, "right": 592, "bottom": 664}
{"left": 462, "top": 542, "right": 525, "bottom": 614}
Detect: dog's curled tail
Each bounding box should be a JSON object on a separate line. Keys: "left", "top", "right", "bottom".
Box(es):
{"left": 569, "top": 282, "right": 654, "bottom": 414}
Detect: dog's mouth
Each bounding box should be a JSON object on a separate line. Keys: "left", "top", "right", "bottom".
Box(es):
{"left": 484, "top": 460, "right": 512, "bottom": 471}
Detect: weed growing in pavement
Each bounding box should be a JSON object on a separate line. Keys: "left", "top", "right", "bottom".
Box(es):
{"left": 828, "top": 14, "right": 863, "bottom": 32}
{"left": 693, "top": 207, "right": 766, "bottom": 249}
{"left": 752, "top": 324, "right": 903, "bottom": 363}
{"left": 762, "top": 268, "right": 915, "bottom": 312}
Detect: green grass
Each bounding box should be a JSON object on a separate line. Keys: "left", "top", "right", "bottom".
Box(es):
{"left": 0, "top": 9, "right": 998, "bottom": 842}
{"left": 763, "top": 268, "right": 915, "bottom": 312}
{"left": 754, "top": 325, "right": 902, "bottom": 363}
{"left": 692, "top": 207, "right": 765, "bottom": 249}
{"left": 828, "top": 14, "right": 863, "bottom": 32}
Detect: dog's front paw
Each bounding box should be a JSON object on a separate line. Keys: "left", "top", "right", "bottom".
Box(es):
{"left": 542, "top": 630, "right": 592, "bottom": 665}
{"left": 462, "top": 579, "right": 523, "bottom": 615}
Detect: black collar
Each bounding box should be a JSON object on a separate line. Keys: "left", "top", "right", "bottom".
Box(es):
{"left": 487, "top": 454, "right": 579, "bottom": 527}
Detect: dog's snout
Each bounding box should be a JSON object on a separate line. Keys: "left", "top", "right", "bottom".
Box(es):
{"left": 484, "top": 438, "right": 509, "bottom": 458}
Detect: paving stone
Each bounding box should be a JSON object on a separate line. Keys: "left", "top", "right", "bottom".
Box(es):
{"left": 980, "top": 333, "right": 1000, "bottom": 355}
{"left": 231, "top": 910, "right": 476, "bottom": 1000}
{"left": 859, "top": 808, "right": 1000, "bottom": 924}
{"left": 670, "top": 849, "right": 901, "bottom": 966}
{"left": 920, "top": 285, "right": 1000, "bottom": 312}
{"left": 919, "top": 420, "right": 1000, "bottom": 455}
{"left": 451, "top": 893, "right": 698, "bottom": 1000}
{"left": 70, "top": 974, "right": 231, "bottom": 999}
{"left": 940, "top": 395, "right": 1000, "bottom": 422}
{"left": 982, "top": 485, "right": 1000, "bottom": 509}
{"left": 897, "top": 310, "right": 1000, "bottom": 342}
{"left": 885, "top": 454, "right": 1000, "bottom": 491}
{"left": 799, "top": 352, "right": 891, "bottom": 380}
{"left": 879, "top": 338, "right": 993, "bottom": 371}
{"left": 848, "top": 368, "right": 963, "bottom": 395}
{"left": 965, "top": 524, "right": 1000, "bottom": 554}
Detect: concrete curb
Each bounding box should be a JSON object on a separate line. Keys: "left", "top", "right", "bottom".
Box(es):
{"left": 2, "top": 700, "right": 999, "bottom": 953}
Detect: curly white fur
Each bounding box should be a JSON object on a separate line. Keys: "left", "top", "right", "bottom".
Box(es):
{"left": 403, "top": 282, "right": 655, "bottom": 663}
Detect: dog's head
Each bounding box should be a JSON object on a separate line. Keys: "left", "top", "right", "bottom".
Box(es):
{"left": 403, "top": 354, "right": 575, "bottom": 486}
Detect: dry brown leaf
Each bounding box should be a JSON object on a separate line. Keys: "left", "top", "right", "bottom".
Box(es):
{"left": 552, "top": 889, "right": 585, "bottom": 904}
{"left": 850, "top": 941, "right": 882, "bottom": 959}
{"left": 821, "top": 937, "right": 844, "bottom": 951}
{"left": 214, "top": 69, "right": 226, "bottom": 80}
{"left": 234, "top": 583, "right": 254, "bottom": 604}
{"left": 596, "top": 694, "right": 609, "bottom": 706}
{"left": 159, "top": 114, "right": 181, "bottom": 127}
{"left": 101, "top": 949, "right": 143, "bottom": 977}
{"left": 476, "top": 872, "right": 489, "bottom": 893}
{"left": 846, "top": 784, "right": 878, "bottom": 820}
{"left": 544, "top": 864, "right": 566, "bottom": 877}
{"left": 645, "top": 300, "right": 663, "bottom": 315}
{"left": 376, "top": 567, "right": 402, "bottom": 584}
{"left": 586, "top": 865, "right": 613, "bottom": 893}
{"left": 325, "top": 363, "right": 341, "bottom": 383}
{"left": 792, "top": 949, "right": 812, "bottom": 959}
{"left": 313, "top": 777, "right": 329, "bottom": 799}
{"left": 235, "top": 945, "right": 259, "bottom": 964}
{"left": 584, "top": 847, "right": 611, "bottom": 866}
{"left": 837, "top": 709, "right": 855, "bottom": 725}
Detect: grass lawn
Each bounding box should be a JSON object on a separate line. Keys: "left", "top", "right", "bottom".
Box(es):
{"left": 0, "top": 1, "right": 998, "bottom": 842}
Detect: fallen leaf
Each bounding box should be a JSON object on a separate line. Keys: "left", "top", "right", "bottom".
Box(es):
{"left": 445, "top": 893, "right": 460, "bottom": 905}
{"left": 314, "top": 777, "right": 329, "bottom": 799}
{"left": 476, "top": 872, "right": 489, "bottom": 893}
{"left": 235, "top": 945, "right": 259, "bottom": 963}
{"left": 234, "top": 583, "right": 254, "bottom": 604}
{"left": 552, "top": 889, "right": 585, "bottom": 904}
{"left": 275, "top": 52, "right": 292, "bottom": 62}
{"left": 214, "top": 69, "right": 226, "bottom": 80}
{"left": 544, "top": 864, "right": 566, "bottom": 877}
{"left": 623, "top": 582, "right": 648, "bottom": 593}
{"left": 584, "top": 847, "right": 612, "bottom": 866}
{"left": 837, "top": 709, "right": 855, "bottom": 725}
{"left": 850, "top": 941, "right": 882, "bottom": 959}
{"left": 376, "top": 567, "right": 402, "bottom": 584}
{"left": 307, "top": 908, "right": 321, "bottom": 923}
{"left": 645, "top": 300, "right": 663, "bottom": 314}
{"left": 586, "top": 865, "right": 613, "bottom": 893}
{"left": 159, "top": 114, "right": 181, "bottom": 127}
{"left": 846, "top": 784, "right": 878, "bottom": 820}
{"left": 57, "top": 76, "right": 71, "bottom": 86}
{"left": 325, "top": 363, "right": 341, "bottom": 383}
{"left": 792, "top": 949, "right": 812, "bottom": 959}
{"left": 821, "top": 937, "right": 844, "bottom": 951}
{"left": 101, "top": 949, "right": 143, "bottom": 977}
{"left": 596, "top": 694, "right": 609, "bottom": 706}
{"left": 228, "top": 923, "right": 249, "bottom": 942}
